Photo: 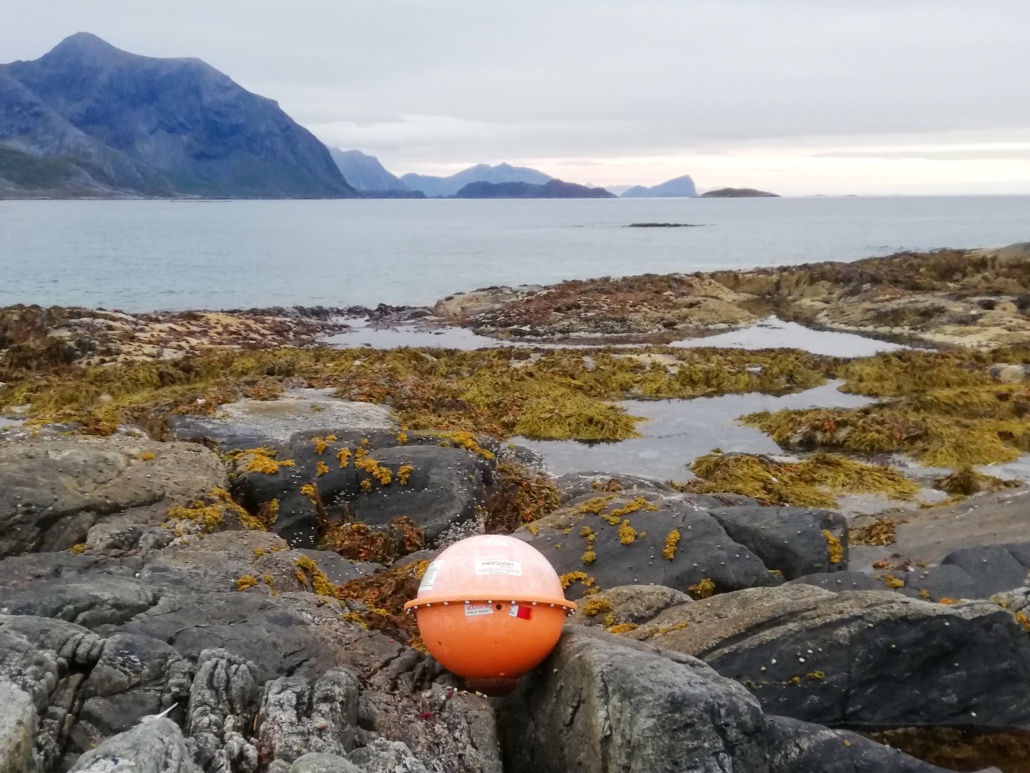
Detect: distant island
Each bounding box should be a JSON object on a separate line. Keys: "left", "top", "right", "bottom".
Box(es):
{"left": 700, "top": 188, "right": 779, "bottom": 198}
{"left": 402, "top": 163, "right": 553, "bottom": 198}
{"left": 453, "top": 180, "right": 616, "bottom": 199}
{"left": 0, "top": 33, "right": 353, "bottom": 199}
{"left": 621, "top": 175, "right": 697, "bottom": 198}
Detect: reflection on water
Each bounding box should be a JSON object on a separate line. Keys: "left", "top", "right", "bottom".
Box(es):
{"left": 323, "top": 319, "right": 504, "bottom": 350}
{"left": 672, "top": 316, "right": 906, "bottom": 358}
{"left": 516, "top": 380, "right": 874, "bottom": 481}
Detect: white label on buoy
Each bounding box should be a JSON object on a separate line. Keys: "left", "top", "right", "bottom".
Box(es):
{"left": 419, "top": 560, "right": 443, "bottom": 592}
{"left": 465, "top": 604, "right": 494, "bottom": 616}
{"left": 475, "top": 560, "right": 522, "bottom": 576}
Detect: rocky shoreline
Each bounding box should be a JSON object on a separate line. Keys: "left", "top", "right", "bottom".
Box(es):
{"left": 4, "top": 244, "right": 1030, "bottom": 773}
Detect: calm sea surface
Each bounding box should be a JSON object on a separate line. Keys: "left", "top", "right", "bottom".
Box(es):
{"left": 1, "top": 196, "right": 1028, "bottom": 312}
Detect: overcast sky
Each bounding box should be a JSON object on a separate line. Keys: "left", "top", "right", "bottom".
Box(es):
{"left": 4, "top": 0, "right": 1029, "bottom": 194}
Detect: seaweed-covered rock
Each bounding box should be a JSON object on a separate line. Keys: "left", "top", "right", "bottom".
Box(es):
{"left": 234, "top": 432, "right": 493, "bottom": 548}
{"left": 708, "top": 505, "right": 848, "bottom": 579}
{"left": 626, "top": 584, "right": 1030, "bottom": 728}
{"left": 550, "top": 472, "right": 675, "bottom": 503}
{"left": 70, "top": 717, "right": 197, "bottom": 773}
{"left": 514, "top": 491, "right": 779, "bottom": 598}
{"left": 0, "top": 437, "right": 224, "bottom": 558}
{"left": 567, "top": 584, "right": 691, "bottom": 628}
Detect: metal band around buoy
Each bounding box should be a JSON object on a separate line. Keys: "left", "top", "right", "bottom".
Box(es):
{"left": 403, "top": 594, "right": 577, "bottom": 614}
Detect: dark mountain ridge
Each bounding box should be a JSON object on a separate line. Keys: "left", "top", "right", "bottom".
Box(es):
{"left": 0, "top": 33, "right": 353, "bottom": 198}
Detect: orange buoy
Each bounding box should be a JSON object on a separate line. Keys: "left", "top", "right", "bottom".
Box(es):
{"left": 404, "top": 534, "right": 575, "bottom": 695}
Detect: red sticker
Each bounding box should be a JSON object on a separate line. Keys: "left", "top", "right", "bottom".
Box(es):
{"left": 509, "top": 604, "right": 532, "bottom": 620}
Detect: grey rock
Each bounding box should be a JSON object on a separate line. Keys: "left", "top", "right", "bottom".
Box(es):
{"left": 789, "top": 570, "right": 881, "bottom": 592}
{"left": 902, "top": 564, "right": 984, "bottom": 602}
{"left": 763, "top": 716, "right": 950, "bottom": 773}
{"left": 630, "top": 584, "right": 1030, "bottom": 728}
{"left": 296, "top": 551, "right": 382, "bottom": 585}
{"left": 73, "top": 634, "right": 193, "bottom": 751}
{"left": 498, "top": 626, "right": 769, "bottom": 773}
{"left": 499, "top": 627, "right": 951, "bottom": 773}
{"left": 0, "top": 437, "right": 224, "bottom": 558}
{"left": 515, "top": 491, "right": 779, "bottom": 599}
{"left": 168, "top": 391, "right": 393, "bottom": 449}
{"left": 347, "top": 739, "right": 428, "bottom": 773}
{"left": 186, "top": 649, "right": 260, "bottom": 773}
{"left": 941, "top": 544, "right": 1030, "bottom": 596}
{"left": 709, "top": 505, "right": 849, "bottom": 579}
{"left": 255, "top": 669, "right": 360, "bottom": 765}
{"left": 289, "top": 752, "right": 361, "bottom": 773}
{"left": 71, "top": 717, "right": 198, "bottom": 773}
{"left": 0, "top": 681, "right": 37, "bottom": 773}
{"left": 0, "top": 574, "right": 160, "bottom": 628}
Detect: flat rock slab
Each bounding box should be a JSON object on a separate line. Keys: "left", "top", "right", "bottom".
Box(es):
{"left": 625, "top": 584, "right": 1030, "bottom": 729}
{"left": 0, "top": 437, "right": 224, "bottom": 558}
{"left": 514, "top": 492, "right": 782, "bottom": 598}
{"left": 888, "top": 488, "right": 1030, "bottom": 564}
{"left": 168, "top": 388, "right": 394, "bottom": 448}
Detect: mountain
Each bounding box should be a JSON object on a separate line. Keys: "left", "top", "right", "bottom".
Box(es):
{"left": 453, "top": 180, "right": 616, "bottom": 199}
{"left": 620, "top": 175, "right": 697, "bottom": 198}
{"left": 329, "top": 148, "right": 409, "bottom": 192}
{"left": 0, "top": 33, "right": 353, "bottom": 198}
{"left": 700, "top": 187, "right": 779, "bottom": 198}
{"left": 401, "top": 162, "right": 553, "bottom": 198}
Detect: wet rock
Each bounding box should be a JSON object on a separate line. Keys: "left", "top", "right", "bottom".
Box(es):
{"left": 0, "top": 574, "right": 161, "bottom": 628}
{"left": 515, "top": 491, "right": 779, "bottom": 599}
{"left": 167, "top": 389, "right": 394, "bottom": 448}
{"left": 763, "top": 716, "right": 951, "bottom": 773}
{"left": 70, "top": 717, "right": 197, "bottom": 773}
{"left": 627, "top": 584, "right": 1030, "bottom": 728}
{"left": 347, "top": 738, "right": 428, "bottom": 773}
{"left": 0, "top": 681, "right": 37, "bottom": 773}
{"left": 72, "top": 634, "right": 193, "bottom": 752}
{"left": 0, "top": 437, "right": 225, "bottom": 558}
{"left": 789, "top": 570, "right": 880, "bottom": 592}
{"left": 186, "top": 649, "right": 260, "bottom": 773}
{"left": 289, "top": 753, "right": 360, "bottom": 773}
{"left": 708, "top": 505, "right": 848, "bottom": 579}
{"left": 903, "top": 564, "right": 985, "bottom": 602}
{"left": 567, "top": 584, "right": 691, "bottom": 628}
{"left": 254, "top": 669, "right": 360, "bottom": 766}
